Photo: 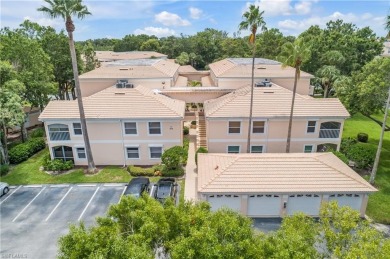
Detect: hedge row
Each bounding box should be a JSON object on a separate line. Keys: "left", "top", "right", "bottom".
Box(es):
{"left": 9, "top": 137, "right": 46, "bottom": 164}
{"left": 340, "top": 138, "right": 376, "bottom": 169}
{"left": 127, "top": 164, "right": 184, "bottom": 177}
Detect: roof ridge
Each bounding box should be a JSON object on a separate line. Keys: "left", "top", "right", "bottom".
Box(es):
{"left": 314, "top": 153, "right": 376, "bottom": 190}
{"left": 206, "top": 86, "right": 251, "bottom": 116}
{"left": 135, "top": 86, "right": 183, "bottom": 117}
{"left": 200, "top": 155, "right": 238, "bottom": 192}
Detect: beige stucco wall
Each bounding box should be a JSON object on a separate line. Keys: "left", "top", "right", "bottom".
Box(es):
{"left": 206, "top": 118, "right": 344, "bottom": 153}
{"left": 44, "top": 119, "right": 183, "bottom": 166}
{"left": 162, "top": 91, "right": 230, "bottom": 103}
{"left": 179, "top": 71, "right": 210, "bottom": 82}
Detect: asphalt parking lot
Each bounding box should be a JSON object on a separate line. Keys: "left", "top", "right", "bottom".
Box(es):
{"left": 0, "top": 183, "right": 126, "bottom": 259}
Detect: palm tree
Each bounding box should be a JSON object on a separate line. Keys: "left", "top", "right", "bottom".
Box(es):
{"left": 371, "top": 18, "right": 390, "bottom": 184}
{"left": 315, "top": 65, "right": 341, "bottom": 98}
{"left": 277, "top": 39, "right": 311, "bottom": 153}
{"left": 38, "top": 0, "right": 96, "bottom": 173}
{"left": 239, "top": 4, "right": 266, "bottom": 153}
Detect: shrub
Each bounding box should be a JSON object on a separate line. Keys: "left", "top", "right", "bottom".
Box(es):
{"left": 30, "top": 127, "right": 45, "bottom": 138}
{"left": 8, "top": 137, "right": 46, "bottom": 164}
{"left": 345, "top": 144, "right": 376, "bottom": 169}
{"left": 44, "top": 159, "right": 74, "bottom": 171}
{"left": 127, "top": 165, "right": 154, "bottom": 177}
{"left": 332, "top": 151, "right": 349, "bottom": 165}
{"left": 161, "top": 167, "right": 184, "bottom": 177}
{"left": 357, "top": 133, "right": 368, "bottom": 143}
{"left": 0, "top": 164, "right": 9, "bottom": 176}
{"left": 161, "top": 146, "right": 185, "bottom": 170}
{"left": 191, "top": 121, "right": 196, "bottom": 125}
{"left": 340, "top": 138, "right": 357, "bottom": 153}
{"left": 195, "top": 147, "right": 208, "bottom": 165}
{"left": 183, "top": 126, "right": 189, "bottom": 135}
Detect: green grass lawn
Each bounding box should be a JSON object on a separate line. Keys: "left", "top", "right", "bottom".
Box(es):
{"left": 342, "top": 113, "right": 390, "bottom": 224}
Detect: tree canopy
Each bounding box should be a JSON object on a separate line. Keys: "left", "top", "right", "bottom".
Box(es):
{"left": 58, "top": 196, "right": 390, "bottom": 259}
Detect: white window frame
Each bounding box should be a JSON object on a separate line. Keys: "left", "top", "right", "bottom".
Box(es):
{"left": 228, "top": 121, "right": 241, "bottom": 134}
{"left": 124, "top": 122, "right": 138, "bottom": 135}
{"left": 252, "top": 120, "right": 266, "bottom": 134}
{"left": 303, "top": 144, "right": 314, "bottom": 153}
{"left": 250, "top": 145, "right": 264, "bottom": 153}
{"left": 73, "top": 122, "right": 82, "bottom": 136}
{"left": 227, "top": 145, "right": 240, "bottom": 154}
{"left": 75, "top": 147, "right": 86, "bottom": 159}
{"left": 126, "top": 146, "right": 140, "bottom": 159}
{"left": 48, "top": 124, "right": 70, "bottom": 141}
{"left": 306, "top": 121, "right": 317, "bottom": 134}
{"left": 149, "top": 144, "right": 163, "bottom": 159}
{"left": 148, "top": 122, "right": 162, "bottom": 136}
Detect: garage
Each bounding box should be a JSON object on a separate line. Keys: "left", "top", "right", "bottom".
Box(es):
{"left": 286, "top": 194, "right": 322, "bottom": 216}
{"left": 208, "top": 194, "right": 241, "bottom": 211}
{"left": 197, "top": 153, "right": 377, "bottom": 218}
{"left": 248, "top": 195, "right": 281, "bottom": 216}
{"left": 329, "top": 194, "right": 363, "bottom": 211}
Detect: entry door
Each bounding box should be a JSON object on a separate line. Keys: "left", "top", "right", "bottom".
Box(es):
{"left": 208, "top": 194, "right": 241, "bottom": 212}
{"left": 247, "top": 195, "right": 281, "bottom": 217}
{"left": 287, "top": 194, "right": 322, "bottom": 216}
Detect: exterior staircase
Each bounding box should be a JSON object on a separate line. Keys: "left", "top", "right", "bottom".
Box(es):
{"left": 196, "top": 112, "right": 207, "bottom": 149}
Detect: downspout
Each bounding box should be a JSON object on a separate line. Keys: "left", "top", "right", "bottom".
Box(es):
{"left": 119, "top": 120, "right": 126, "bottom": 167}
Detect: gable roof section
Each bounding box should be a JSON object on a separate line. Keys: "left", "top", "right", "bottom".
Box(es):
{"left": 39, "top": 85, "right": 185, "bottom": 120}
{"left": 79, "top": 59, "right": 179, "bottom": 79}
{"left": 197, "top": 153, "right": 377, "bottom": 194}
{"left": 209, "top": 58, "right": 313, "bottom": 78}
{"left": 204, "top": 84, "right": 350, "bottom": 118}
{"left": 95, "top": 51, "right": 167, "bottom": 61}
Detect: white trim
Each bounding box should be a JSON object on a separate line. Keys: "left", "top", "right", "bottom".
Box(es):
{"left": 149, "top": 146, "right": 163, "bottom": 159}
{"left": 125, "top": 146, "right": 140, "bottom": 160}
{"left": 123, "top": 121, "right": 138, "bottom": 136}
{"left": 227, "top": 120, "right": 242, "bottom": 135}
{"left": 227, "top": 145, "right": 240, "bottom": 154}
{"left": 147, "top": 121, "right": 163, "bottom": 136}
{"left": 303, "top": 144, "right": 315, "bottom": 153}
{"left": 209, "top": 138, "right": 341, "bottom": 143}
{"left": 252, "top": 120, "right": 267, "bottom": 135}
{"left": 306, "top": 120, "right": 317, "bottom": 134}
{"left": 72, "top": 122, "right": 82, "bottom": 137}
{"left": 148, "top": 144, "right": 164, "bottom": 147}
{"left": 74, "top": 146, "right": 87, "bottom": 160}
{"left": 47, "top": 139, "right": 181, "bottom": 144}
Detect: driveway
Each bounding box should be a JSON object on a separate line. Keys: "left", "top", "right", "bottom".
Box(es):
{"left": 0, "top": 183, "right": 125, "bottom": 259}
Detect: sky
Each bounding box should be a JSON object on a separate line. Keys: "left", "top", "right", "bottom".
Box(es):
{"left": 1, "top": 0, "right": 389, "bottom": 41}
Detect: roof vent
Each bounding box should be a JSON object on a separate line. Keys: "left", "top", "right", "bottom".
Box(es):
{"left": 119, "top": 68, "right": 129, "bottom": 70}
{"left": 115, "top": 92, "right": 125, "bottom": 95}
{"left": 118, "top": 79, "right": 128, "bottom": 83}
{"left": 255, "top": 79, "right": 272, "bottom": 87}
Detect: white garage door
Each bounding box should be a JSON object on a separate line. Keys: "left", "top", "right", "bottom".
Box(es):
{"left": 287, "top": 194, "right": 322, "bottom": 216}
{"left": 329, "top": 194, "right": 363, "bottom": 211}
{"left": 248, "top": 195, "right": 281, "bottom": 217}
{"left": 208, "top": 194, "right": 241, "bottom": 212}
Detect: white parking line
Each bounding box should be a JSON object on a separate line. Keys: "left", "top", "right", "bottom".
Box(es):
{"left": 45, "top": 187, "right": 73, "bottom": 222}
{"left": 77, "top": 184, "right": 96, "bottom": 187}
{"left": 12, "top": 187, "right": 46, "bottom": 222}
{"left": 104, "top": 183, "right": 125, "bottom": 187}
{"left": 78, "top": 187, "right": 100, "bottom": 221}
{"left": 0, "top": 185, "right": 22, "bottom": 205}
{"left": 50, "top": 185, "right": 70, "bottom": 188}
{"left": 24, "top": 185, "right": 43, "bottom": 188}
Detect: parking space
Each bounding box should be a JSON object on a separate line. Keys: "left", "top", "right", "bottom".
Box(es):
{"left": 0, "top": 183, "right": 126, "bottom": 259}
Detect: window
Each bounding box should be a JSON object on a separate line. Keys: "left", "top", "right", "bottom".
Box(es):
{"left": 304, "top": 145, "right": 314, "bottom": 153}
{"left": 307, "top": 121, "right": 316, "bottom": 133}
{"left": 76, "top": 147, "right": 86, "bottom": 159}
{"left": 48, "top": 124, "right": 70, "bottom": 141}
{"left": 251, "top": 146, "right": 263, "bottom": 153}
{"left": 228, "top": 146, "right": 240, "bottom": 154}
{"left": 73, "top": 123, "right": 82, "bottom": 135}
{"left": 150, "top": 147, "right": 162, "bottom": 159}
{"left": 124, "top": 122, "right": 137, "bottom": 135}
{"left": 52, "top": 146, "right": 73, "bottom": 161}
{"left": 148, "top": 122, "right": 161, "bottom": 135}
{"left": 253, "top": 121, "right": 265, "bottom": 133}
{"left": 319, "top": 122, "right": 341, "bottom": 138}
{"left": 228, "top": 121, "right": 241, "bottom": 134}
{"left": 126, "top": 147, "right": 139, "bottom": 159}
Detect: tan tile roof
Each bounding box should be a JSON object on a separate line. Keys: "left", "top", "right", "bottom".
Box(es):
{"left": 204, "top": 84, "right": 350, "bottom": 118}
{"left": 95, "top": 51, "right": 167, "bottom": 61}
{"left": 174, "top": 76, "right": 188, "bottom": 86}
{"left": 178, "top": 65, "right": 198, "bottom": 73}
{"left": 79, "top": 59, "right": 179, "bottom": 79}
{"left": 209, "top": 58, "right": 314, "bottom": 78}
{"left": 198, "top": 153, "right": 377, "bottom": 194}
{"left": 39, "top": 85, "right": 185, "bottom": 120}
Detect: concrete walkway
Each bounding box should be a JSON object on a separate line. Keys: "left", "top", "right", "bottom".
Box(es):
{"left": 184, "top": 129, "right": 197, "bottom": 201}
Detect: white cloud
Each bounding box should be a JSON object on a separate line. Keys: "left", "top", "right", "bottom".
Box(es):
{"left": 189, "top": 7, "right": 203, "bottom": 19}
{"left": 134, "top": 27, "right": 176, "bottom": 37}
{"left": 294, "top": 1, "right": 312, "bottom": 15}
{"left": 23, "top": 16, "right": 62, "bottom": 28}
{"left": 155, "top": 11, "right": 190, "bottom": 26}
{"left": 244, "top": 0, "right": 317, "bottom": 17}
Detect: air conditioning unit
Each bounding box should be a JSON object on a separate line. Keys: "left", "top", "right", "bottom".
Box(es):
{"left": 255, "top": 80, "right": 272, "bottom": 87}
{"left": 125, "top": 83, "right": 134, "bottom": 88}
{"left": 118, "top": 79, "right": 128, "bottom": 84}
{"left": 116, "top": 82, "right": 124, "bottom": 88}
